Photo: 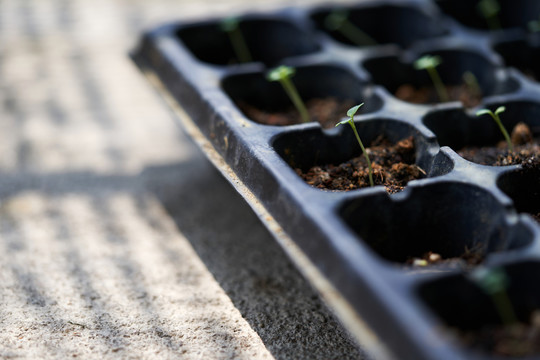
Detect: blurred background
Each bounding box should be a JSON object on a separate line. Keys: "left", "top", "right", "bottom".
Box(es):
{"left": 0, "top": 0, "right": 368, "bottom": 359}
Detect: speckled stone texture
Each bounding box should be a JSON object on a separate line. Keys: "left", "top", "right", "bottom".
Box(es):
{"left": 0, "top": 0, "right": 367, "bottom": 359}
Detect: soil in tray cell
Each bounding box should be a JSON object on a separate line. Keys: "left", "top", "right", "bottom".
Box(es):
{"left": 395, "top": 81, "right": 482, "bottom": 108}
{"left": 420, "top": 262, "right": 540, "bottom": 358}
{"left": 297, "top": 135, "right": 425, "bottom": 194}
{"left": 238, "top": 97, "right": 356, "bottom": 129}
{"left": 458, "top": 122, "right": 540, "bottom": 166}
{"left": 497, "top": 150, "right": 540, "bottom": 224}
{"left": 363, "top": 51, "right": 499, "bottom": 109}
{"left": 458, "top": 311, "right": 540, "bottom": 357}
{"left": 406, "top": 246, "right": 484, "bottom": 269}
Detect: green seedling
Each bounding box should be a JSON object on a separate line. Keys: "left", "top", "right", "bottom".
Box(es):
{"left": 324, "top": 10, "right": 377, "bottom": 46}
{"left": 462, "top": 71, "right": 482, "bottom": 99}
{"left": 528, "top": 15, "right": 540, "bottom": 32}
{"left": 470, "top": 267, "right": 518, "bottom": 325}
{"left": 414, "top": 55, "right": 449, "bottom": 103}
{"left": 477, "top": 0, "right": 501, "bottom": 31}
{"left": 476, "top": 106, "right": 513, "bottom": 152}
{"left": 335, "top": 104, "right": 374, "bottom": 187}
{"left": 266, "top": 65, "right": 310, "bottom": 123}
{"left": 220, "top": 17, "right": 252, "bottom": 63}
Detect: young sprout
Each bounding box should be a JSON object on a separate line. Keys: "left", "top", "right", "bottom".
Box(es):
{"left": 324, "top": 10, "right": 377, "bottom": 46}
{"left": 528, "top": 15, "right": 540, "bottom": 32}
{"left": 220, "top": 17, "right": 252, "bottom": 63}
{"left": 476, "top": 106, "right": 513, "bottom": 152}
{"left": 335, "top": 104, "right": 374, "bottom": 187}
{"left": 477, "top": 0, "right": 501, "bottom": 31}
{"left": 462, "top": 71, "right": 482, "bottom": 99}
{"left": 469, "top": 267, "right": 518, "bottom": 325}
{"left": 266, "top": 65, "right": 310, "bottom": 123}
{"left": 414, "top": 55, "right": 449, "bottom": 103}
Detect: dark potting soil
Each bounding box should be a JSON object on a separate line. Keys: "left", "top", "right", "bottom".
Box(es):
{"left": 395, "top": 82, "right": 482, "bottom": 108}
{"left": 406, "top": 247, "right": 484, "bottom": 269}
{"left": 297, "top": 136, "right": 425, "bottom": 194}
{"left": 458, "top": 310, "right": 540, "bottom": 357}
{"left": 237, "top": 97, "right": 356, "bottom": 129}
{"left": 458, "top": 122, "right": 540, "bottom": 166}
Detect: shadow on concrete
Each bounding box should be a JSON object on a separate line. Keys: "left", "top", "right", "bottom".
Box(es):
{"left": 142, "top": 156, "right": 367, "bottom": 360}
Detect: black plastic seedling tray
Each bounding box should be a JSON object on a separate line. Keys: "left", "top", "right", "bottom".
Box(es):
{"left": 132, "top": 0, "right": 540, "bottom": 359}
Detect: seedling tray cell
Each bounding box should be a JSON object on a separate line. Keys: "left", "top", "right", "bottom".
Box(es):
{"left": 132, "top": 1, "right": 540, "bottom": 359}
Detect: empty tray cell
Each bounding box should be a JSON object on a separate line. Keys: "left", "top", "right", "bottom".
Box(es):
{"left": 176, "top": 18, "right": 320, "bottom": 66}
{"left": 339, "top": 182, "right": 531, "bottom": 266}
{"left": 435, "top": 0, "right": 540, "bottom": 31}
{"left": 494, "top": 38, "right": 540, "bottom": 81}
{"left": 419, "top": 261, "right": 540, "bottom": 357}
{"left": 222, "top": 65, "right": 382, "bottom": 128}
{"left": 310, "top": 3, "right": 446, "bottom": 48}
{"left": 363, "top": 49, "right": 518, "bottom": 108}
{"left": 424, "top": 100, "right": 540, "bottom": 165}
{"left": 498, "top": 165, "right": 540, "bottom": 222}
{"left": 273, "top": 118, "right": 451, "bottom": 193}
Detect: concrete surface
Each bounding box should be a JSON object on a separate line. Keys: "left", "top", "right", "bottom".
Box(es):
{"left": 0, "top": 0, "right": 368, "bottom": 359}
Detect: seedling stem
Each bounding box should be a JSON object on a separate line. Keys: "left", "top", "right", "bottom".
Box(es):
{"left": 470, "top": 267, "right": 518, "bottom": 326}
{"left": 462, "top": 71, "right": 482, "bottom": 99}
{"left": 477, "top": 0, "right": 501, "bottom": 31}
{"left": 414, "top": 55, "right": 449, "bottom": 103}
{"left": 324, "top": 11, "right": 377, "bottom": 46}
{"left": 220, "top": 17, "right": 252, "bottom": 63}
{"left": 476, "top": 106, "right": 513, "bottom": 152}
{"left": 266, "top": 66, "right": 310, "bottom": 123}
{"left": 336, "top": 104, "right": 374, "bottom": 187}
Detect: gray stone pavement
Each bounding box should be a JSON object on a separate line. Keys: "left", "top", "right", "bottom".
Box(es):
{"left": 0, "top": 0, "right": 368, "bottom": 359}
